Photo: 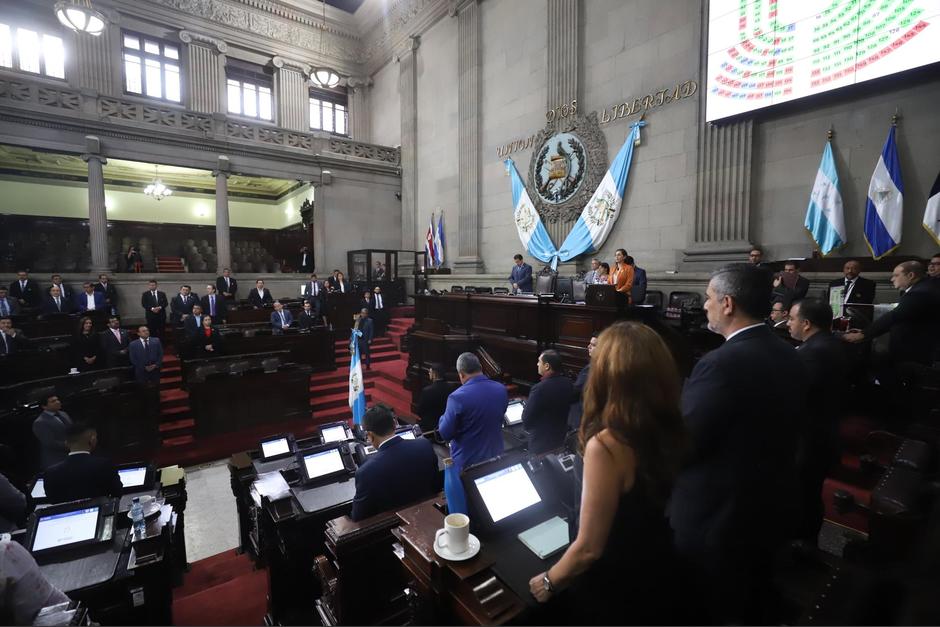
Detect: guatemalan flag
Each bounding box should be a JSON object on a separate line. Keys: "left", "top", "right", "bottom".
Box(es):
{"left": 433, "top": 212, "right": 446, "bottom": 267}
{"left": 923, "top": 170, "right": 940, "bottom": 246}
{"left": 348, "top": 327, "right": 366, "bottom": 425}
{"left": 804, "top": 140, "right": 846, "bottom": 256}
{"left": 864, "top": 126, "right": 904, "bottom": 259}
{"left": 557, "top": 120, "right": 646, "bottom": 259}
{"left": 505, "top": 159, "right": 560, "bottom": 267}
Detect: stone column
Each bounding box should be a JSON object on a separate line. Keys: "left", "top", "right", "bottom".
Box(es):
{"left": 72, "top": 27, "right": 114, "bottom": 95}
{"left": 398, "top": 36, "right": 420, "bottom": 252}
{"left": 273, "top": 56, "right": 310, "bottom": 132}
{"left": 346, "top": 77, "right": 372, "bottom": 142}
{"left": 82, "top": 136, "right": 109, "bottom": 274}
{"left": 213, "top": 156, "right": 232, "bottom": 273}
{"left": 451, "top": 0, "right": 485, "bottom": 273}
{"left": 180, "top": 31, "right": 228, "bottom": 114}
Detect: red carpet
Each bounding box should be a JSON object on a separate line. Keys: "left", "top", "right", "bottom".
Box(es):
{"left": 173, "top": 550, "right": 268, "bottom": 626}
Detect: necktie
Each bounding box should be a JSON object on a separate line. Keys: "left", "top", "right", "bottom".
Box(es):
{"left": 113, "top": 329, "right": 120, "bottom": 342}
{"left": 55, "top": 297, "right": 60, "bottom": 310}
{"left": 210, "top": 296, "right": 216, "bottom": 316}
{"left": 376, "top": 295, "right": 382, "bottom": 309}
{"left": 20, "top": 281, "right": 25, "bottom": 291}
{"left": 195, "top": 316, "right": 201, "bottom": 328}
{"left": 144, "top": 338, "right": 150, "bottom": 356}
{"left": 1, "top": 333, "right": 8, "bottom": 354}
{"left": 226, "top": 278, "right": 230, "bottom": 288}
{"left": 152, "top": 291, "right": 157, "bottom": 301}
{"left": 0, "top": 300, "right": 7, "bottom": 316}
{"left": 280, "top": 312, "right": 286, "bottom": 326}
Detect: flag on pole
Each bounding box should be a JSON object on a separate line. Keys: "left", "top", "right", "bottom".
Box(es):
{"left": 424, "top": 213, "right": 437, "bottom": 267}
{"left": 505, "top": 159, "right": 561, "bottom": 268}
{"left": 433, "top": 211, "right": 446, "bottom": 267}
{"left": 348, "top": 328, "right": 366, "bottom": 425}
{"left": 864, "top": 126, "right": 904, "bottom": 259}
{"left": 923, "top": 170, "right": 940, "bottom": 246}
{"left": 804, "top": 140, "right": 846, "bottom": 256}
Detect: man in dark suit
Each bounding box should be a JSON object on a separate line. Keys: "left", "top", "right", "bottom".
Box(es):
{"left": 32, "top": 395, "right": 73, "bottom": 471}
{"left": 509, "top": 254, "right": 533, "bottom": 293}
{"left": 44, "top": 422, "right": 122, "bottom": 504}
{"left": 302, "top": 273, "right": 323, "bottom": 318}
{"left": 0, "top": 317, "right": 27, "bottom": 355}
{"left": 353, "top": 308, "right": 373, "bottom": 369}
{"left": 0, "top": 286, "right": 19, "bottom": 317}
{"left": 270, "top": 301, "right": 293, "bottom": 333}
{"left": 75, "top": 282, "right": 105, "bottom": 313}
{"left": 748, "top": 247, "right": 765, "bottom": 266}
{"left": 787, "top": 298, "right": 848, "bottom": 542}
{"left": 141, "top": 280, "right": 168, "bottom": 339}
{"left": 95, "top": 274, "right": 119, "bottom": 315}
{"left": 298, "top": 300, "right": 320, "bottom": 329}
{"left": 200, "top": 284, "right": 227, "bottom": 322}
{"left": 248, "top": 280, "right": 273, "bottom": 308}
{"left": 351, "top": 405, "right": 439, "bottom": 521}
{"left": 298, "top": 246, "right": 313, "bottom": 273}
{"left": 327, "top": 270, "right": 341, "bottom": 292}
{"left": 183, "top": 304, "right": 205, "bottom": 338}
{"left": 416, "top": 365, "right": 457, "bottom": 433}
{"left": 40, "top": 285, "right": 76, "bottom": 315}
{"left": 842, "top": 261, "right": 940, "bottom": 365}
{"left": 766, "top": 297, "right": 792, "bottom": 342}
{"left": 216, "top": 268, "right": 238, "bottom": 301}
{"left": 9, "top": 271, "right": 40, "bottom": 309}
{"left": 128, "top": 325, "right": 163, "bottom": 384}
{"left": 329, "top": 272, "right": 348, "bottom": 294}
{"left": 669, "top": 264, "right": 807, "bottom": 624}
{"left": 170, "top": 285, "right": 198, "bottom": 325}
{"left": 626, "top": 256, "right": 648, "bottom": 305}
{"left": 522, "top": 350, "right": 574, "bottom": 454}
{"left": 773, "top": 260, "right": 810, "bottom": 303}
{"left": 100, "top": 315, "right": 131, "bottom": 367}
{"left": 49, "top": 274, "right": 73, "bottom": 301}
{"left": 568, "top": 334, "right": 597, "bottom": 430}
{"left": 929, "top": 253, "right": 940, "bottom": 282}
{"left": 371, "top": 286, "right": 389, "bottom": 337}
{"left": 828, "top": 259, "right": 876, "bottom": 327}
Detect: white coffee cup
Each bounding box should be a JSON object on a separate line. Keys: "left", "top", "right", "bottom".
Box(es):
{"left": 68, "top": 367, "right": 79, "bottom": 375}
{"left": 435, "top": 513, "right": 470, "bottom": 554}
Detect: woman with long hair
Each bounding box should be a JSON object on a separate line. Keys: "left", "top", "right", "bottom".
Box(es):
{"left": 529, "top": 321, "right": 691, "bottom": 624}
{"left": 608, "top": 248, "right": 634, "bottom": 302}
{"left": 71, "top": 316, "right": 100, "bottom": 372}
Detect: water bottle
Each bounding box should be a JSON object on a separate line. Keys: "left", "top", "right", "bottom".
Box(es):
{"left": 443, "top": 457, "right": 468, "bottom": 516}
{"left": 130, "top": 496, "right": 146, "bottom": 539}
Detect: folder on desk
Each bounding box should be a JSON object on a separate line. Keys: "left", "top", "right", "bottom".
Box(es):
{"left": 517, "top": 516, "right": 569, "bottom": 559}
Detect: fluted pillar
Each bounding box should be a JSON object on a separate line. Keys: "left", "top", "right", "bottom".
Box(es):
{"left": 273, "top": 56, "right": 310, "bottom": 132}
{"left": 398, "top": 37, "right": 420, "bottom": 251}
{"left": 346, "top": 77, "right": 372, "bottom": 142}
{"left": 213, "top": 156, "right": 232, "bottom": 273}
{"left": 180, "top": 31, "right": 227, "bottom": 114}
{"left": 72, "top": 27, "right": 114, "bottom": 95}
{"left": 82, "top": 136, "right": 109, "bottom": 274}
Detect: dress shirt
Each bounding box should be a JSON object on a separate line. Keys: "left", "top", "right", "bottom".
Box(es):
{"left": 192, "top": 315, "right": 202, "bottom": 328}
{"left": 111, "top": 328, "right": 122, "bottom": 342}
{"left": 151, "top": 291, "right": 158, "bottom": 303}
{"left": 0, "top": 299, "right": 8, "bottom": 315}
{"left": 208, "top": 295, "right": 216, "bottom": 316}
{"left": 310, "top": 282, "right": 319, "bottom": 296}
{"left": 19, "top": 281, "right": 26, "bottom": 291}
{"left": 375, "top": 294, "right": 383, "bottom": 309}
{"left": 1, "top": 333, "right": 9, "bottom": 354}
{"left": 84, "top": 294, "right": 95, "bottom": 310}
{"left": 842, "top": 278, "right": 856, "bottom": 302}
{"left": 301, "top": 252, "right": 308, "bottom": 266}
{"left": 279, "top": 311, "right": 287, "bottom": 326}
{"left": 337, "top": 281, "right": 346, "bottom": 293}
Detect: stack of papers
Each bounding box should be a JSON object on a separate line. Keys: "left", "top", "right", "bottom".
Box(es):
{"left": 251, "top": 471, "right": 291, "bottom": 505}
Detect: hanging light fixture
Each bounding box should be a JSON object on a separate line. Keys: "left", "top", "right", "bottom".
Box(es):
{"left": 54, "top": 0, "right": 108, "bottom": 36}
{"left": 144, "top": 165, "right": 172, "bottom": 201}
{"left": 310, "top": 0, "right": 341, "bottom": 89}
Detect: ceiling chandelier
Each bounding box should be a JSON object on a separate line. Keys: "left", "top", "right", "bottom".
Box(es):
{"left": 310, "top": 1, "right": 341, "bottom": 89}
{"left": 144, "top": 165, "right": 172, "bottom": 201}
{"left": 54, "top": 0, "right": 108, "bottom": 36}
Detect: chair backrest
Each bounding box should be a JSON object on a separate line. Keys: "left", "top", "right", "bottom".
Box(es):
{"left": 450, "top": 285, "right": 464, "bottom": 293}
{"left": 475, "top": 286, "right": 493, "bottom": 294}
{"left": 25, "top": 385, "right": 57, "bottom": 405}
{"left": 193, "top": 365, "right": 218, "bottom": 382}
{"left": 572, "top": 280, "right": 586, "bottom": 302}
{"left": 493, "top": 287, "right": 510, "bottom": 294}
{"left": 229, "top": 361, "right": 251, "bottom": 375}
{"left": 91, "top": 376, "right": 120, "bottom": 391}
{"left": 668, "top": 291, "right": 702, "bottom": 309}
{"left": 555, "top": 277, "right": 573, "bottom": 300}
{"left": 645, "top": 290, "right": 664, "bottom": 310}
{"left": 261, "top": 357, "right": 281, "bottom": 373}
{"left": 535, "top": 272, "right": 556, "bottom": 295}
{"left": 463, "top": 286, "right": 476, "bottom": 292}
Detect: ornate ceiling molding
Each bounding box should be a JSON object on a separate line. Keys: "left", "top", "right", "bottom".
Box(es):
{"left": 179, "top": 30, "right": 230, "bottom": 53}
{"left": 358, "top": 0, "right": 449, "bottom": 74}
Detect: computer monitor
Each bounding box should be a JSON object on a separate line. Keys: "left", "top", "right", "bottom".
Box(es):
{"left": 319, "top": 422, "right": 352, "bottom": 444}
{"left": 504, "top": 401, "right": 525, "bottom": 426}
{"left": 117, "top": 466, "right": 148, "bottom": 490}
{"left": 259, "top": 434, "right": 295, "bottom": 460}
{"left": 395, "top": 425, "right": 419, "bottom": 440}
{"left": 297, "top": 445, "right": 353, "bottom": 485}
{"left": 473, "top": 463, "right": 542, "bottom": 523}
{"left": 31, "top": 478, "right": 45, "bottom": 499}
{"left": 31, "top": 506, "right": 101, "bottom": 554}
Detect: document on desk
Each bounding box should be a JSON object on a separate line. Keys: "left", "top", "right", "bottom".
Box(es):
{"left": 252, "top": 471, "right": 291, "bottom": 504}
{"left": 517, "top": 516, "right": 569, "bottom": 560}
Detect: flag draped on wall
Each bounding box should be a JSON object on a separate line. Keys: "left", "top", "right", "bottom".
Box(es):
{"left": 433, "top": 212, "right": 446, "bottom": 267}
{"left": 505, "top": 159, "right": 561, "bottom": 267}
{"left": 864, "top": 126, "right": 904, "bottom": 259}
{"left": 424, "top": 213, "right": 437, "bottom": 267}
{"left": 348, "top": 328, "right": 366, "bottom": 425}
{"left": 923, "top": 170, "right": 940, "bottom": 246}
{"left": 804, "top": 140, "right": 846, "bottom": 256}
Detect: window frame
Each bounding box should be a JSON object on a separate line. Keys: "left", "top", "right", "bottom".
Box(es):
{"left": 308, "top": 87, "right": 348, "bottom": 136}
{"left": 121, "top": 30, "right": 181, "bottom": 104}
{"left": 0, "top": 21, "right": 67, "bottom": 80}
{"left": 225, "top": 63, "right": 274, "bottom": 122}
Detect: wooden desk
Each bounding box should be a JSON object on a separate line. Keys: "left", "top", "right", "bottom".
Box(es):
{"left": 13, "top": 309, "right": 110, "bottom": 338}
{"left": 177, "top": 325, "right": 335, "bottom": 373}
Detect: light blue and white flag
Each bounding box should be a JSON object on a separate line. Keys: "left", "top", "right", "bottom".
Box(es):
{"left": 804, "top": 140, "right": 846, "bottom": 256}
{"left": 864, "top": 126, "right": 904, "bottom": 259}
{"left": 505, "top": 158, "right": 561, "bottom": 267}
{"left": 433, "top": 211, "right": 446, "bottom": 267}
{"left": 348, "top": 328, "right": 366, "bottom": 425}
{"left": 557, "top": 120, "right": 646, "bottom": 258}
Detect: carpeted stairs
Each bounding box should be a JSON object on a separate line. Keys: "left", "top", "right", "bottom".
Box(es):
{"left": 172, "top": 550, "right": 268, "bottom": 626}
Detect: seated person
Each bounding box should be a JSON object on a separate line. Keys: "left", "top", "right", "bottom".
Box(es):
{"left": 183, "top": 304, "right": 205, "bottom": 338}
{"left": 416, "top": 364, "right": 457, "bottom": 433}
{"left": 297, "top": 299, "right": 321, "bottom": 329}
{"left": 522, "top": 350, "right": 574, "bottom": 453}
{"left": 351, "top": 405, "right": 439, "bottom": 521}
{"left": 248, "top": 280, "right": 273, "bottom": 308}
{"left": 193, "top": 315, "right": 223, "bottom": 354}
{"left": 772, "top": 260, "right": 810, "bottom": 302}
{"left": 0, "top": 539, "right": 69, "bottom": 625}
{"left": 44, "top": 422, "right": 122, "bottom": 504}
{"left": 40, "top": 285, "right": 76, "bottom": 315}
{"left": 270, "top": 301, "right": 293, "bottom": 333}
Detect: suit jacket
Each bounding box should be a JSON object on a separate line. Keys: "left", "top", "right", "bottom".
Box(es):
{"left": 302, "top": 281, "right": 325, "bottom": 303}
{"left": 828, "top": 276, "right": 876, "bottom": 326}
{"left": 797, "top": 332, "right": 848, "bottom": 443}
{"left": 351, "top": 436, "right": 440, "bottom": 521}
{"left": 0, "top": 330, "right": 25, "bottom": 356}
{"left": 270, "top": 309, "right": 293, "bottom": 330}
{"left": 183, "top": 314, "right": 206, "bottom": 338}
{"left": 32, "top": 410, "right": 73, "bottom": 470}
{"left": 327, "top": 276, "right": 340, "bottom": 291}
{"left": 330, "top": 279, "right": 348, "bottom": 294}
{"left": 216, "top": 276, "right": 238, "bottom": 299}
{"left": 248, "top": 288, "right": 273, "bottom": 308}
{"left": 567, "top": 364, "right": 590, "bottom": 430}
{"left": 297, "top": 309, "right": 320, "bottom": 329}
{"left": 141, "top": 290, "right": 168, "bottom": 323}
{"left": 867, "top": 279, "right": 940, "bottom": 365}
{"left": 0, "top": 297, "right": 19, "bottom": 316}
{"left": 40, "top": 295, "right": 76, "bottom": 315}
{"left": 416, "top": 380, "right": 457, "bottom": 433}
{"left": 193, "top": 327, "right": 223, "bottom": 354}
{"left": 670, "top": 325, "right": 807, "bottom": 568}
{"left": 583, "top": 269, "right": 599, "bottom": 285}
{"left": 128, "top": 337, "right": 163, "bottom": 382}
{"left": 50, "top": 283, "right": 73, "bottom": 301}
{"left": 356, "top": 317, "right": 373, "bottom": 346}
{"left": 509, "top": 263, "right": 533, "bottom": 292}
{"left": 44, "top": 453, "right": 123, "bottom": 503}
{"left": 298, "top": 251, "right": 313, "bottom": 272}
{"left": 9, "top": 279, "right": 40, "bottom": 307}
{"left": 609, "top": 264, "right": 635, "bottom": 298}
{"left": 438, "top": 374, "right": 508, "bottom": 470}
{"left": 170, "top": 293, "right": 198, "bottom": 324}
{"left": 75, "top": 291, "right": 105, "bottom": 313}
{"left": 521, "top": 374, "right": 575, "bottom": 454}
{"left": 94, "top": 282, "right": 118, "bottom": 309}
{"left": 200, "top": 294, "right": 227, "bottom": 320}
{"left": 631, "top": 266, "right": 648, "bottom": 305}
{"left": 0, "top": 471, "right": 26, "bottom": 533}
{"left": 99, "top": 328, "right": 130, "bottom": 367}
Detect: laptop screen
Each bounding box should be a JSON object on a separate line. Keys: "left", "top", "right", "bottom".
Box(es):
{"left": 321, "top": 425, "right": 348, "bottom": 443}
{"left": 397, "top": 429, "right": 416, "bottom": 440}
{"left": 260, "top": 437, "right": 291, "bottom": 459}
{"left": 505, "top": 402, "right": 525, "bottom": 425}
{"left": 31, "top": 478, "right": 45, "bottom": 499}
{"left": 33, "top": 507, "right": 99, "bottom": 552}
{"left": 118, "top": 466, "right": 148, "bottom": 489}
{"left": 473, "top": 463, "right": 541, "bottom": 523}
{"left": 302, "top": 448, "right": 345, "bottom": 480}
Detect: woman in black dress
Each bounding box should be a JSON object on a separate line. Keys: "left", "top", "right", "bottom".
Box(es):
{"left": 71, "top": 316, "right": 100, "bottom": 372}
{"left": 193, "top": 315, "right": 224, "bottom": 355}
{"left": 529, "top": 321, "right": 693, "bottom": 625}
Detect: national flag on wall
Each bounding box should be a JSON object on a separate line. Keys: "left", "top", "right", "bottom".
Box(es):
{"left": 348, "top": 328, "right": 366, "bottom": 425}
{"left": 433, "top": 212, "right": 446, "bottom": 267}
{"left": 864, "top": 126, "right": 904, "bottom": 259}
{"left": 804, "top": 140, "right": 846, "bottom": 256}
{"left": 923, "top": 170, "right": 940, "bottom": 246}
{"left": 424, "top": 213, "right": 437, "bottom": 267}
{"left": 505, "top": 158, "right": 561, "bottom": 268}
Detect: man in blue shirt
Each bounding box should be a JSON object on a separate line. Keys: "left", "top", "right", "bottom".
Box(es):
{"left": 438, "top": 353, "right": 508, "bottom": 470}
{"left": 509, "top": 254, "right": 533, "bottom": 293}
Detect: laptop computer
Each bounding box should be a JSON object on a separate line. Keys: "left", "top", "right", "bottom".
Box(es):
{"left": 116, "top": 463, "right": 155, "bottom": 493}
{"left": 289, "top": 443, "right": 357, "bottom": 513}
{"left": 259, "top": 433, "right": 296, "bottom": 461}
{"left": 319, "top": 421, "right": 353, "bottom": 445}
{"left": 27, "top": 498, "right": 114, "bottom": 558}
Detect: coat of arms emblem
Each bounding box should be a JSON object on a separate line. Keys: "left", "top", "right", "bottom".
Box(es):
{"left": 586, "top": 189, "right": 617, "bottom": 227}
{"left": 350, "top": 371, "right": 361, "bottom": 394}
{"left": 514, "top": 201, "right": 537, "bottom": 234}
{"left": 534, "top": 132, "right": 586, "bottom": 205}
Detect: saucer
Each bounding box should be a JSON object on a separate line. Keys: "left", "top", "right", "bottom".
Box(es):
{"left": 126, "top": 502, "right": 161, "bottom": 520}
{"left": 433, "top": 533, "right": 481, "bottom": 561}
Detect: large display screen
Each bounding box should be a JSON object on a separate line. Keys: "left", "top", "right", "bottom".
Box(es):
{"left": 473, "top": 463, "right": 541, "bottom": 523}
{"left": 33, "top": 507, "right": 99, "bottom": 552}
{"left": 706, "top": 0, "right": 940, "bottom": 121}
{"left": 302, "top": 448, "right": 345, "bottom": 480}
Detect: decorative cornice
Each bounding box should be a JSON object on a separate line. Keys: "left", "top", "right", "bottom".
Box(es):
{"left": 346, "top": 76, "right": 373, "bottom": 91}
{"left": 272, "top": 55, "right": 311, "bottom": 74}
{"left": 359, "top": 0, "right": 449, "bottom": 73}
{"left": 179, "top": 30, "right": 229, "bottom": 53}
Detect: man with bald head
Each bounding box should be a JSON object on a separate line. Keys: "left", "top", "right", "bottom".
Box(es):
{"left": 828, "top": 259, "right": 875, "bottom": 327}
